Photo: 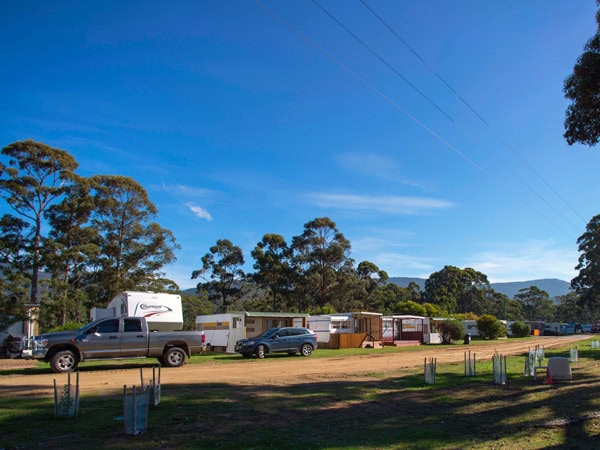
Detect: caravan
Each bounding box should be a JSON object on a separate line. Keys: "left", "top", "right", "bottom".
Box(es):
{"left": 90, "top": 291, "right": 183, "bottom": 331}
{"left": 195, "top": 313, "right": 245, "bottom": 353}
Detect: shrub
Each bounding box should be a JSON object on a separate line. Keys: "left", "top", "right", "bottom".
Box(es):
{"left": 477, "top": 314, "right": 506, "bottom": 339}
{"left": 438, "top": 320, "right": 466, "bottom": 344}
{"left": 46, "top": 321, "right": 84, "bottom": 333}
{"left": 510, "top": 320, "right": 530, "bottom": 337}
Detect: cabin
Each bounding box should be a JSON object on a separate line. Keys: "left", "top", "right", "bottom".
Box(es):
{"left": 196, "top": 311, "right": 310, "bottom": 353}
{"left": 308, "top": 312, "right": 382, "bottom": 349}
{"left": 381, "top": 315, "right": 427, "bottom": 346}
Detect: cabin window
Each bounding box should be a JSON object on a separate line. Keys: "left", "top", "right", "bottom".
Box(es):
{"left": 124, "top": 319, "right": 142, "bottom": 332}
{"left": 97, "top": 319, "right": 119, "bottom": 333}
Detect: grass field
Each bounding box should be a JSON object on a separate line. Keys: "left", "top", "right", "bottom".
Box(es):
{"left": 1, "top": 339, "right": 599, "bottom": 449}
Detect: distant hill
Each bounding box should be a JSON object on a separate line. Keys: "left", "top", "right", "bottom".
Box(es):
{"left": 388, "top": 277, "right": 571, "bottom": 300}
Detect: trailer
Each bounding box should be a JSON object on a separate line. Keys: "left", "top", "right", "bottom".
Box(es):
{"left": 90, "top": 291, "right": 183, "bottom": 331}
{"left": 195, "top": 313, "right": 245, "bottom": 353}
{"left": 196, "top": 312, "right": 309, "bottom": 353}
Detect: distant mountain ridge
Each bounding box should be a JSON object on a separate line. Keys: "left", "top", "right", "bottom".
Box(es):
{"left": 388, "top": 277, "right": 571, "bottom": 300}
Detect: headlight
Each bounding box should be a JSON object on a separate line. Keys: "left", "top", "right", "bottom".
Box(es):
{"left": 36, "top": 339, "right": 48, "bottom": 348}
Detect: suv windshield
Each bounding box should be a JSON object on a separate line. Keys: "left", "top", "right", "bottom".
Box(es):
{"left": 257, "top": 328, "right": 280, "bottom": 338}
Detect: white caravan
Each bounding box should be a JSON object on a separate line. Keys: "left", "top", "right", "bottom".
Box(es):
{"left": 307, "top": 314, "right": 354, "bottom": 344}
{"left": 195, "top": 313, "right": 245, "bottom": 353}
{"left": 90, "top": 291, "right": 183, "bottom": 331}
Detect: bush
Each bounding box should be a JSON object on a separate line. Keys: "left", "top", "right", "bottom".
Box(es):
{"left": 510, "top": 320, "right": 530, "bottom": 337}
{"left": 438, "top": 320, "right": 466, "bottom": 344}
{"left": 46, "top": 321, "right": 84, "bottom": 333}
{"left": 477, "top": 314, "right": 506, "bottom": 339}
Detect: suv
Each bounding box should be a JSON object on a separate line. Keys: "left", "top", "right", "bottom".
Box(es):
{"left": 235, "top": 327, "right": 317, "bottom": 359}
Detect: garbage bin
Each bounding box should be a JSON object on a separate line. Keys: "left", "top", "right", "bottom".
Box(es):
{"left": 463, "top": 333, "right": 471, "bottom": 345}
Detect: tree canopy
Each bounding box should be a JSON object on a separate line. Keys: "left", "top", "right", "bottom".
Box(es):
{"left": 0, "top": 140, "right": 179, "bottom": 330}
{"left": 571, "top": 213, "right": 600, "bottom": 321}
{"left": 563, "top": 2, "right": 600, "bottom": 146}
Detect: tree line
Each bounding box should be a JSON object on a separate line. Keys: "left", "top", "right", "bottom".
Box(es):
{"left": 2, "top": 140, "right": 600, "bottom": 333}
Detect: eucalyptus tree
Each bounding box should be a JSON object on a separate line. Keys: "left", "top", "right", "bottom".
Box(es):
{"left": 0, "top": 140, "right": 78, "bottom": 303}
{"left": 514, "top": 286, "right": 556, "bottom": 322}
{"left": 563, "top": 1, "right": 600, "bottom": 146}
{"left": 555, "top": 292, "right": 586, "bottom": 323}
{"left": 0, "top": 215, "right": 30, "bottom": 329}
{"left": 486, "top": 291, "right": 522, "bottom": 321}
{"left": 251, "top": 233, "right": 296, "bottom": 311}
{"left": 291, "top": 217, "right": 354, "bottom": 309}
{"left": 572, "top": 213, "right": 600, "bottom": 320}
{"left": 192, "top": 239, "right": 245, "bottom": 313}
{"left": 90, "top": 175, "right": 178, "bottom": 304}
{"left": 356, "top": 261, "right": 388, "bottom": 311}
{"left": 42, "top": 176, "right": 98, "bottom": 325}
{"left": 423, "top": 265, "right": 489, "bottom": 314}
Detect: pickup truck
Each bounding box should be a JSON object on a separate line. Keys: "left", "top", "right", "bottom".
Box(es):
{"left": 22, "top": 316, "right": 204, "bottom": 373}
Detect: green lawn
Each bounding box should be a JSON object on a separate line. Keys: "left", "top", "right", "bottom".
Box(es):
{"left": 1, "top": 339, "right": 599, "bottom": 449}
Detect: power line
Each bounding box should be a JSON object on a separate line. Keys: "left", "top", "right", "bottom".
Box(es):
{"left": 360, "top": 0, "right": 588, "bottom": 225}
{"left": 252, "top": 0, "right": 576, "bottom": 239}
{"left": 253, "top": 0, "right": 482, "bottom": 171}
{"left": 310, "top": 0, "right": 582, "bottom": 235}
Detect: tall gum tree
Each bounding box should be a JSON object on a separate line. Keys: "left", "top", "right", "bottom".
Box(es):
{"left": 563, "top": 1, "right": 600, "bottom": 146}
{"left": 571, "top": 213, "right": 600, "bottom": 321}
{"left": 192, "top": 239, "right": 245, "bottom": 313}
{"left": 43, "top": 176, "right": 99, "bottom": 325}
{"left": 0, "top": 140, "right": 78, "bottom": 304}
{"left": 291, "top": 217, "right": 354, "bottom": 309}
{"left": 251, "top": 233, "right": 295, "bottom": 311}
{"left": 90, "top": 175, "right": 179, "bottom": 303}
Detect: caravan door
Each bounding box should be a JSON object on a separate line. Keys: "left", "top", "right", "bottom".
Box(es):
{"left": 226, "top": 315, "right": 245, "bottom": 353}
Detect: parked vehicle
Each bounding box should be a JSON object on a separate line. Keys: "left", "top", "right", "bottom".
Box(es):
{"left": 90, "top": 291, "right": 183, "bottom": 331}
{"left": 235, "top": 327, "right": 317, "bottom": 359}
{"left": 21, "top": 317, "right": 204, "bottom": 373}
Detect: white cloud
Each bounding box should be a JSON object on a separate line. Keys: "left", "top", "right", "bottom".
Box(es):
{"left": 161, "top": 184, "right": 215, "bottom": 198}
{"left": 306, "top": 193, "right": 453, "bottom": 215}
{"left": 185, "top": 202, "right": 213, "bottom": 221}
{"left": 336, "top": 152, "right": 429, "bottom": 189}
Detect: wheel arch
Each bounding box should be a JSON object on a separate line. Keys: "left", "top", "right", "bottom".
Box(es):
{"left": 45, "top": 345, "right": 81, "bottom": 363}
{"left": 162, "top": 341, "right": 191, "bottom": 357}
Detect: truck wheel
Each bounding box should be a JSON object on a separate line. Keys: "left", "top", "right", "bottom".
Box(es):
{"left": 256, "top": 345, "right": 266, "bottom": 359}
{"left": 51, "top": 350, "right": 79, "bottom": 373}
{"left": 163, "top": 347, "right": 186, "bottom": 367}
{"left": 300, "top": 344, "right": 313, "bottom": 357}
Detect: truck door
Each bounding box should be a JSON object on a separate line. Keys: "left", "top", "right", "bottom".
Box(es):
{"left": 120, "top": 318, "right": 148, "bottom": 357}
{"left": 79, "top": 318, "right": 121, "bottom": 358}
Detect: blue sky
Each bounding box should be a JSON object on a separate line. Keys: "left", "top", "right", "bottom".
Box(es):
{"left": 2, "top": 1, "right": 600, "bottom": 290}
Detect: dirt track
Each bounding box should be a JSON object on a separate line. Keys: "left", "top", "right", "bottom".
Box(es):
{"left": 0, "top": 335, "right": 590, "bottom": 398}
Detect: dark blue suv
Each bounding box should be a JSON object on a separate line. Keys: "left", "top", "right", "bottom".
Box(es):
{"left": 235, "top": 327, "right": 317, "bottom": 359}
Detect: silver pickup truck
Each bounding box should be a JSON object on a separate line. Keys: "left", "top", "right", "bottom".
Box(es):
{"left": 22, "top": 317, "right": 204, "bottom": 373}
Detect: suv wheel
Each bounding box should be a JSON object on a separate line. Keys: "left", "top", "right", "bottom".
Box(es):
{"left": 300, "top": 343, "right": 313, "bottom": 357}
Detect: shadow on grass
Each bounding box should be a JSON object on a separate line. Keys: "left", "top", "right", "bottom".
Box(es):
{"left": 2, "top": 361, "right": 599, "bottom": 449}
